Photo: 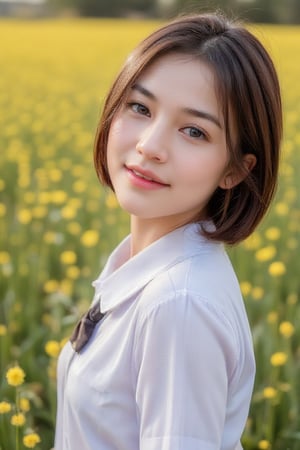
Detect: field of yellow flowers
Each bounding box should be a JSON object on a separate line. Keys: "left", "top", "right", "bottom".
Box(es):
{"left": 0, "top": 18, "right": 299, "bottom": 450}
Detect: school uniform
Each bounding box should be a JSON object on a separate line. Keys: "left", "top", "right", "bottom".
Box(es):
{"left": 55, "top": 222, "right": 255, "bottom": 450}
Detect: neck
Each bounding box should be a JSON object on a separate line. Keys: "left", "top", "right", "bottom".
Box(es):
{"left": 130, "top": 215, "right": 190, "bottom": 257}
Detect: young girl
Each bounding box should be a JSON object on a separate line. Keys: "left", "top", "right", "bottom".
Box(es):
{"left": 55, "top": 12, "right": 282, "bottom": 450}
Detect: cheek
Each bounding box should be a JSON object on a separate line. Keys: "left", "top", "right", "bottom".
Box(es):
{"left": 106, "top": 136, "right": 118, "bottom": 181}
{"left": 178, "top": 154, "right": 228, "bottom": 191}
{"left": 109, "top": 116, "right": 123, "bottom": 139}
{"left": 107, "top": 119, "right": 122, "bottom": 153}
{"left": 107, "top": 120, "right": 123, "bottom": 166}
{"left": 107, "top": 116, "right": 134, "bottom": 159}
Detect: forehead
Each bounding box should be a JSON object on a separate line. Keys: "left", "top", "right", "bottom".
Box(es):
{"left": 136, "top": 52, "right": 215, "bottom": 89}
{"left": 132, "top": 53, "right": 222, "bottom": 113}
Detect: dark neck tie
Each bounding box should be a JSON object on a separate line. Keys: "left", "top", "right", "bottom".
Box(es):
{"left": 70, "top": 300, "right": 105, "bottom": 353}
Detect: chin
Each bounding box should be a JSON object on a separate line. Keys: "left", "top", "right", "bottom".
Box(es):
{"left": 116, "top": 200, "right": 147, "bottom": 217}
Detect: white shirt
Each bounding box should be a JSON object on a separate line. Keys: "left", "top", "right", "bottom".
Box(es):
{"left": 55, "top": 223, "right": 255, "bottom": 450}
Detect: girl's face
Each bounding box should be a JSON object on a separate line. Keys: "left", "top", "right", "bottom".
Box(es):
{"left": 107, "top": 53, "right": 233, "bottom": 234}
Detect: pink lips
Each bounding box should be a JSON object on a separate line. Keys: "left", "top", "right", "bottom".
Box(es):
{"left": 125, "top": 165, "right": 169, "bottom": 189}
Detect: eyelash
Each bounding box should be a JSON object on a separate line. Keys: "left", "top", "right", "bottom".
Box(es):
{"left": 126, "top": 101, "right": 208, "bottom": 140}
{"left": 126, "top": 102, "right": 150, "bottom": 117}
{"left": 181, "top": 126, "right": 207, "bottom": 140}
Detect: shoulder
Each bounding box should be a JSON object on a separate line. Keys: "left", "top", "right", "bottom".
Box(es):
{"left": 135, "top": 249, "right": 238, "bottom": 340}
{"left": 134, "top": 246, "right": 253, "bottom": 371}
{"left": 137, "top": 242, "right": 241, "bottom": 321}
{"left": 133, "top": 266, "right": 241, "bottom": 385}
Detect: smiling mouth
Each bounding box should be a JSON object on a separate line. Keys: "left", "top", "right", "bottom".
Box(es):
{"left": 131, "top": 169, "right": 155, "bottom": 182}
{"left": 126, "top": 166, "right": 170, "bottom": 186}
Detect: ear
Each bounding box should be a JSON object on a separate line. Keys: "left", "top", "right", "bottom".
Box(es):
{"left": 219, "top": 154, "right": 257, "bottom": 190}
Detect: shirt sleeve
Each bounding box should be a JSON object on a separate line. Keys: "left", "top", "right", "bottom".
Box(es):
{"left": 133, "top": 290, "right": 238, "bottom": 450}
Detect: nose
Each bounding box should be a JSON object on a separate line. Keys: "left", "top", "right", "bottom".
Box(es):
{"left": 136, "top": 120, "right": 169, "bottom": 162}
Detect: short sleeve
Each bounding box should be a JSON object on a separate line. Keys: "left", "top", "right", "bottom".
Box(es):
{"left": 133, "top": 291, "right": 238, "bottom": 450}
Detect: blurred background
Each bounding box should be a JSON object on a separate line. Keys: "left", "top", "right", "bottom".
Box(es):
{"left": 0, "top": 0, "right": 300, "bottom": 23}
{"left": 1, "top": 1, "right": 300, "bottom": 450}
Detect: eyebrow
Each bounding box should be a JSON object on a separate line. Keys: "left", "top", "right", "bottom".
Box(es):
{"left": 132, "top": 83, "right": 156, "bottom": 100}
{"left": 131, "top": 83, "right": 222, "bottom": 129}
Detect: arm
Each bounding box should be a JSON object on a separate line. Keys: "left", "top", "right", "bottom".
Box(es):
{"left": 133, "top": 291, "right": 238, "bottom": 450}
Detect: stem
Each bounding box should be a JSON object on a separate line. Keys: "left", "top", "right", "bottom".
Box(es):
{"left": 15, "top": 387, "right": 20, "bottom": 450}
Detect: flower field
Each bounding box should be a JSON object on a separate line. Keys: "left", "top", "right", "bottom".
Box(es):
{"left": 0, "top": 18, "right": 299, "bottom": 450}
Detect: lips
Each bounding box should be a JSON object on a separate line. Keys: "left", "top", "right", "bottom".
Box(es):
{"left": 126, "top": 165, "right": 169, "bottom": 186}
{"left": 131, "top": 169, "right": 154, "bottom": 182}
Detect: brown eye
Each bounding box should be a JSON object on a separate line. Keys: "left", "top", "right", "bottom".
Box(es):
{"left": 182, "top": 126, "right": 206, "bottom": 140}
{"left": 128, "top": 102, "right": 150, "bottom": 117}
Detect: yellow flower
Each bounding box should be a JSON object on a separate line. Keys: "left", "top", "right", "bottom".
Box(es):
{"left": 67, "top": 221, "right": 82, "bottom": 235}
{"left": 284, "top": 186, "right": 297, "bottom": 203}
{"left": 263, "top": 386, "right": 277, "bottom": 399}
{"left": 270, "top": 352, "right": 288, "bottom": 367}
{"left": 66, "top": 265, "right": 80, "bottom": 279}
{"left": 47, "top": 358, "right": 58, "bottom": 380}
{"left": 72, "top": 164, "right": 85, "bottom": 177}
{"left": 23, "top": 432, "right": 41, "bottom": 448}
{"left": 287, "top": 293, "right": 298, "bottom": 305}
{"left": 17, "top": 208, "right": 32, "bottom": 224}
{"left": 267, "top": 311, "right": 278, "bottom": 324}
{"left": 243, "top": 232, "right": 262, "bottom": 250}
{"left": 45, "top": 340, "right": 61, "bottom": 358}
{"left": 49, "top": 168, "right": 62, "bottom": 182}
{"left": 72, "top": 179, "right": 87, "bottom": 193}
{"left": 60, "top": 250, "right": 77, "bottom": 265}
{"left": 51, "top": 190, "right": 67, "bottom": 205}
{"left": 6, "top": 366, "right": 26, "bottom": 386}
{"left": 0, "top": 251, "right": 10, "bottom": 265}
{"left": 19, "top": 397, "right": 30, "bottom": 412}
{"left": 60, "top": 279, "right": 73, "bottom": 296}
{"left": 105, "top": 192, "right": 119, "bottom": 209}
{"left": 43, "top": 279, "right": 59, "bottom": 294}
{"left": 279, "top": 321, "right": 295, "bottom": 338}
{"left": 258, "top": 440, "right": 270, "bottom": 449}
{"left": 274, "top": 202, "right": 289, "bottom": 216}
{"left": 69, "top": 198, "right": 82, "bottom": 209}
{"left": 38, "top": 191, "right": 51, "bottom": 204}
{"left": 265, "top": 226, "right": 281, "bottom": 241}
{"left": 0, "top": 324, "right": 8, "bottom": 336}
{"left": 43, "top": 231, "right": 57, "bottom": 244}
{"left": 81, "top": 229, "right": 99, "bottom": 247}
{"left": 0, "top": 401, "right": 12, "bottom": 414}
{"left": 32, "top": 205, "right": 48, "bottom": 219}
{"left": 268, "top": 261, "right": 286, "bottom": 277}
{"left": 61, "top": 205, "right": 77, "bottom": 219}
{"left": 240, "top": 281, "right": 252, "bottom": 296}
{"left": 251, "top": 286, "right": 264, "bottom": 301}
{"left": 0, "top": 203, "right": 6, "bottom": 217}
{"left": 255, "top": 245, "right": 276, "bottom": 262}
{"left": 24, "top": 191, "right": 36, "bottom": 204}
{"left": 11, "top": 412, "right": 26, "bottom": 426}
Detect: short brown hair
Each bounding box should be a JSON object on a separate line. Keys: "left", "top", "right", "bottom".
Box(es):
{"left": 94, "top": 12, "right": 282, "bottom": 245}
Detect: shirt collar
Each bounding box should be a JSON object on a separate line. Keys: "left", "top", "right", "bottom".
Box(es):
{"left": 92, "top": 222, "right": 219, "bottom": 314}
